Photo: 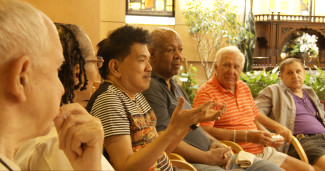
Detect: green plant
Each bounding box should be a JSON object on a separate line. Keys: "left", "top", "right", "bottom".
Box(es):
{"left": 304, "top": 66, "right": 325, "bottom": 100}
{"left": 183, "top": 0, "right": 245, "bottom": 79}
{"left": 241, "top": 66, "right": 325, "bottom": 100}
{"left": 175, "top": 64, "right": 199, "bottom": 104}
{"left": 240, "top": 67, "right": 280, "bottom": 98}
{"left": 237, "top": 0, "right": 255, "bottom": 72}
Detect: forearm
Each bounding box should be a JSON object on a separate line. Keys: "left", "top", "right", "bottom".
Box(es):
{"left": 202, "top": 126, "right": 250, "bottom": 143}
{"left": 163, "top": 129, "right": 189, "bottom": 154}
{"left": 112, "top": 127, "right": 185, "bottom": 170}
{"left": 256, "top": 112, "right": 283, "bottom": 131}
{"left": 172, "top": 140, "right": 210, "bottom": 164}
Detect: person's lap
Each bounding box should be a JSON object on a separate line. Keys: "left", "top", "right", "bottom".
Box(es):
{"left": 192, "top": 154, "right": 281, "bottom": 171}
{"left": 288, "top": 133, "right": 325, "bottom": 165}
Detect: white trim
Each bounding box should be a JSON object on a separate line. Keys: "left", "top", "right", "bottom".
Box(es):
{"left": 125, "top": 15, "right": 175, "bottom": 25}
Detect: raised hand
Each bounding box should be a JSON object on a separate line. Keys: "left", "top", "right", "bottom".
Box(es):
{"left": 54, "top": 103, "right": 104, "bottom": 171}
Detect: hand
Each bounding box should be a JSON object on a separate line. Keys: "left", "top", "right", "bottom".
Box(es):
{"left": 247, "top": 130, "right": 273, "bottom": 145}
{"left": 209, "top": 139, "right": 224, "bottom": 150}
{"left": 275, "top": 125, "right": 292, "bottom": 143}
{"left": 54, "top": 103, "right": 104, "bottom": 171}
{"left": 198, "top": 102, "right": 226, "bottom": 123}
{"left": 169, "top": 97, "right": 214, "bottom": 131}
{"left": 267, "top": 134, "right": 284, "bottom": 149}
{"left": 205, "top": 146, "right": 232, "bottom": 169}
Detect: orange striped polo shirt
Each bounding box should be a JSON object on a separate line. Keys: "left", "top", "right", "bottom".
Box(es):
{"left": 193, "top": 74, "right": 264, "bottom": 154}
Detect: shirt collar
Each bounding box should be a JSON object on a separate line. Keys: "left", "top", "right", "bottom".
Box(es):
{"left": 151, "top": 71, "right": 177, "bottom": 86}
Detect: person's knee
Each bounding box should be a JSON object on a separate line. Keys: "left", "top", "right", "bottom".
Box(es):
{"left": 247, "top": 158, "right": 281, "bottom": 171}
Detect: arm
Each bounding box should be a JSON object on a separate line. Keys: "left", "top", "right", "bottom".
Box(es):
{"left": 105, "top": 97, "right": 216, "bottom": 170}
{"left": 256, "top": 112, "right": 292, "bottom": 143}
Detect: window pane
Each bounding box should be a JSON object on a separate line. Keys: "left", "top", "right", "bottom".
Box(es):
{"left": 126, "top": 0, "right": 174, "bottom": 17}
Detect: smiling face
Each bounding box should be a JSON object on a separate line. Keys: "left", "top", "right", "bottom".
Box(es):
{"left": 118, "top": 43, "right": 152, "bottom": 94}
{"left": 215, "top": 52, "right": 243, "bottom": 92}
{"left": 150, "top": 30, "right": 183, "bottom": 80}
{"left": 280, "top": 61, "right": 305, "bottom": 91}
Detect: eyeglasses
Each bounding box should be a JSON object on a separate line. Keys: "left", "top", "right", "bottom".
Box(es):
{"left": 85, "top": 56, "right": 104, "bottom": 68}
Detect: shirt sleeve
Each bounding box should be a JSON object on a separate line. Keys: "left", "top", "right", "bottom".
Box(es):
{"left": 142, "top": 80, "right": 171, "bottom": 132}
{"left": 255, "top": 86, "right": 273, "bottom": 117}
{"left": 193, "top": 87, "right": 215, "bottom": 128}
{"left": 90, "top": 92, "right": 130, "bottom": 137}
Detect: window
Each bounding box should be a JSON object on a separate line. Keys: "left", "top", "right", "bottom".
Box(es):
{"left": 126, "top": 0, "right": 174, "bottom": 17}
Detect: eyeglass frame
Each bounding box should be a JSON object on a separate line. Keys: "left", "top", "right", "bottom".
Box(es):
{"left": 85, "top": 56, "right": 104, "bottom": 68}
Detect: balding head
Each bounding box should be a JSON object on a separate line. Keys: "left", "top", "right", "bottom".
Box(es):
{"left": 0, "top": 0, "right": 54, "bottom": 65}
{"left": 148, "top": 27, "right": 183, "bottom": 80}
{"left": 148, "top": 27, "right": 180, "bottom": 53}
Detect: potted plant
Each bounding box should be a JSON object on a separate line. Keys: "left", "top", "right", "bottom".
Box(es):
{"left": 240, "top": 67, "right": 280, "bottom": 98}
{"left": 241, "top": 66, "right": 325, "bottom": 109}
{"left": 281, "top": 32, "right": 319, "bottom": 65}
{"left": 305, "top": 66, "right": 325, "bottom": 109}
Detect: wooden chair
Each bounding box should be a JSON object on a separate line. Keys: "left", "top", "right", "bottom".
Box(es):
{"left": 291, "top": 136, "right": 309, "bottom": 163}
{"left": 221, "top": 140, "right": 244, "bottom": 154}
{"left": 168, "top": 153, "right": 186, "bottom": 161}
{"left": 170, "top": 160, "right": 197, "bottom": 171}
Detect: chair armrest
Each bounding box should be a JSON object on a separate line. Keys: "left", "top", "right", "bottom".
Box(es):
{"left": 291, "top": 136, "right": 309, "bottom": 163}
{"left": 221, "top": 140, "right": 244, "bottom": 154}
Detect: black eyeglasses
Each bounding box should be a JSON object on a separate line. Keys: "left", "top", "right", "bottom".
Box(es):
{"left": 85, "top": 56, "right": 104, "bottom": 68}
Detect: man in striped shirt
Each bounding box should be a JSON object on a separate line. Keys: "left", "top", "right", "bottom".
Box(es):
{"left": 193, "top": 46, "right": 315, "bottom": 171}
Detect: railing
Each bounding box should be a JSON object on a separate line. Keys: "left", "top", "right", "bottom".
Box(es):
{"left": 255, "top": 12, "right": 325, "bottom": 23}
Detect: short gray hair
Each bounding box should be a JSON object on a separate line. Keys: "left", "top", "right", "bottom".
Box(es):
{"left": 215, "top": 46, "right": 245, "bottom": 67}
{"left": 0, "top": 0, "right": 50, "bottom": 64}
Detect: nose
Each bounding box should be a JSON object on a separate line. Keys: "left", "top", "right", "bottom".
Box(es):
{"left": 174, "top": 49, "right": 183, "bottom": 62}
{"left": 145, "top": 61, "right": 152, "bottom": 72}
{"left": 228, "top": 66, "right": 235, "bottom": 73}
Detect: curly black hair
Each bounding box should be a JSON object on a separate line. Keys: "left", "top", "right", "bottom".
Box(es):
{"left": 55, "top": 23, "right": 88, "bottom": 104}
{"left": 97, "top": 25, "right": 149, "bottom": 79}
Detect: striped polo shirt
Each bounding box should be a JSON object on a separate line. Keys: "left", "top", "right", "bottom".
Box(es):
{"left": 193, "top": 74, "right": 264, "bottom": 154}
{"left": 87, "top": 82, "right": 172, "bottom": 171}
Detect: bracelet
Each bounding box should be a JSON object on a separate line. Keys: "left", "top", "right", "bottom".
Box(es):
{"left": 233, "top": 130, "right": 236, "bottom": 142}
{"left": 245, "top": 130, "right": 247, "bottom": 143}
{"left": 190, "top": 123, "right": 200, "bottom": 130}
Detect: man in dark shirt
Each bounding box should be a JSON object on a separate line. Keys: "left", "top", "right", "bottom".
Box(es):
{"left": 142, "top": 27, "right": 281, "bottom": 170}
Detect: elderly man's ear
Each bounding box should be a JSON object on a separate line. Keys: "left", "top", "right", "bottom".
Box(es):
{"left": 7, "top": 56, "right": 30, "bottom": 103}
{"left": 148, "top": 48, "right": 156, "bottom": 62}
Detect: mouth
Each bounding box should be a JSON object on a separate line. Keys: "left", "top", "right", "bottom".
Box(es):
{"left": 173, "top": 64, "right": 181, "bottom": 69}
{"left": 143, "top": 74, "right": 151, "bottom": 80}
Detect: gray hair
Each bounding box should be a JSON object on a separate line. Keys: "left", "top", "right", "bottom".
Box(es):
{"left": 0, "top": 0, "right": 51, "bottom": 64}
{"left": 215, "top": 46, "right": 245, "bottom": 67}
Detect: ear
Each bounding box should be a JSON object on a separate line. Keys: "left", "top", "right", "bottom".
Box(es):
{"left": 214, "top": 63, "right": 218, "bottom": 71}
{"left": 148, "top": 48, "right": 156, "bottom": 62}
{"left": 73, "top": 64, "right": 80, "bottom": 85}
{"left": 108, "top": 59, "right": 121, "bottom": 78}
{"left": 8, "top": 56, "right": 30, "bottom": 102}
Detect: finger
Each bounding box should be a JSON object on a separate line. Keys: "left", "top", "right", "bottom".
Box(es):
{"left": 191, "top": 100, "right": 212, "bottom": 115}
{"left": 53, "top": 115, "right": 65, "bottom": 149}
{"left": 174, "top": 97, "right": 185, "bottom": 115}
{"left": 57, "top": 114, "right": 93, "bottom": 150}
{"left": 60, "top": 103, "right": 89, "bottom": 117}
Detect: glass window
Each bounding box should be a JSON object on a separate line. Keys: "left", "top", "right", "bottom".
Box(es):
{"left": 126, "top": 0, "right": 174, "bottom": 17}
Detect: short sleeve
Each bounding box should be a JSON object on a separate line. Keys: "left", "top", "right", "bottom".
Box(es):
{"left": 193, "top": 87, "right": 215, "bottom": 127}
{"left": 90, "top": 92, "right": 130, "bottom": 137}
{"left": 143, "top": 80, "right": 170, "bottom": 132}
